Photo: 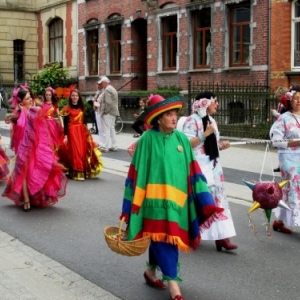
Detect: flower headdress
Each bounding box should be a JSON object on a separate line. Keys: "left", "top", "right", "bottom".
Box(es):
{"left": 46, "top": 86, "right": 56, "bottom": 95}
{"left": 192, "top": 97, "right": 213, "bottom": 117}
{"left": 280, "top": 91, "right": 295, "bottom": 108}
{"left": 20, "top": 83, "right": 30, "bottom": 90}
{"left": 8, "top": 88, "right": 21, "bottom": 108}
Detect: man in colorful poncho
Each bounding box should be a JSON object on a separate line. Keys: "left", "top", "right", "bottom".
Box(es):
{"left": 120, "top": 95, "right": 224, "bottom": 300}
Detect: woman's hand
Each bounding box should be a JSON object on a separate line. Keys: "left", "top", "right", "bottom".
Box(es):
{"left": 219, "top": 140, "right": 230, "bottom": 150}
{"left": 63, "top": 135, "right": 68, "bottom": 145}
{"left": 204, "top": 121, "right": 215, "bottom": 137}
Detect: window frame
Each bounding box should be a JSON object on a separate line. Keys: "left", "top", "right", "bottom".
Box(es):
{"left": 49, "top": 18, "right": 63, "bottom": 64}
{"left": 87, "top": 29, "right": 99, "bottom": 75}
{"left": 193, "top": 8, "right": 211, "bottom": 69}
{"left": 229, "top": 2, "right": 251, "bottom": 67}
{"left": 13, "top": 39, "right": 25, "bottom": 82}
{"left": 292, "top": 0, "right": 300, "bottom": 69}
{"left": 162, "top": 15, "right": 178, "bottom": 71}
{"left": 109, "top": 25, "right": 122, "bottom": 74}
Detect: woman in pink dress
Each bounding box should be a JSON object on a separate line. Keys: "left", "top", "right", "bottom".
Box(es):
{"left": 2, "top": 88, "right": 67, "bottom": 211}
{"left": 38, "top": 87, "right": 63, "bottom": 152}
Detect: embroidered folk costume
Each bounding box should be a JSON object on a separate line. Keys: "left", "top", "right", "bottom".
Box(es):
{"left": 58, "top": 104, "right": 103, "bottom": 180}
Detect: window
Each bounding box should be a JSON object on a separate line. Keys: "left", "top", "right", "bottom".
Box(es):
{"left": 13, "top": 40, "right": 25, "bottom": 81}
{"left": 292, "top": 0, "right": 300, "bottom": 68}
{"left": 162, "top": 16, "right": 177, "bottom": 70}
{"left": 87, "top": 29, "right": 99, "bottom": 75}
{"left": 109, "top": 25, "right": 121, "bottom": 74}
{"left": 229, "top": 3, "right": 250, "bottom": 66}
{"left": 193, "top": 9, "right": 211, "bottom": 68}
{"left": 49, "top": 18, "right": 63, "bottom": 63}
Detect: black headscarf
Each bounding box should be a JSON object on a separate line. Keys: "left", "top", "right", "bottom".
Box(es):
{"left": 195, "top": 91, "right": 219, "bottom": 161}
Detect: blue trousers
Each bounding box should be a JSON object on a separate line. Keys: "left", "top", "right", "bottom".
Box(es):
{"left": 148, "top": 241, "right": 179, "bottom": 279}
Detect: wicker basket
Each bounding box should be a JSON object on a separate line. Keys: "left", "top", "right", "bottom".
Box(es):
{"left": 104, "top": 218, "right": 150, "bottom": 256}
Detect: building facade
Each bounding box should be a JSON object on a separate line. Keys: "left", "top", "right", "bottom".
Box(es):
{"left": 0, "top": 0, "right": 77, "bottom": 86}
{"left": 1, "top": 0, "right": 299, "bottom": 93}
{"left": 271, "top": 0, "right": 300, "bottom": 90}
{"left": 78, "top": 0, "right": 271, "bottom": 93}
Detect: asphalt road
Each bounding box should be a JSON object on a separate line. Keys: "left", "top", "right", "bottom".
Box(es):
{"left": 0, "top": 122, "right": 297, "bottom": 300}
{"left": 0, "top": 165, "right": 299, "bottom": 300}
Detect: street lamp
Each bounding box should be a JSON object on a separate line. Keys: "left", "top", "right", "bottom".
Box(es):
{"left": 141, "top": 0, "right": 158, "bottom": 9}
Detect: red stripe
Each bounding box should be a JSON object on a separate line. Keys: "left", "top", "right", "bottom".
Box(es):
{"left": 142, "top": 219, "right": 190, "bottom": 245}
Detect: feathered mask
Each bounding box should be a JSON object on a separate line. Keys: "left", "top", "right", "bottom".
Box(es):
{"left": 8, "top": 88, "right": 21, "bottom": 108}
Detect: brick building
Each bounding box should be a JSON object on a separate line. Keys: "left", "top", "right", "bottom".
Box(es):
{"left": 78, "top": 0, "right": 271, "bottom": 94}
{"left": 270, "top": 0, "right": 300, "bottom": 90}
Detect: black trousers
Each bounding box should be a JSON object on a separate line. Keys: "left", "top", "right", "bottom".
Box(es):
{"left": 131, "top": 119, "right": 144, "bottom": 135}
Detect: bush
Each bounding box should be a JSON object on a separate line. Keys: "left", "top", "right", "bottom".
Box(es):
{"left": 30, "top": 62, "right": 77, "bottom": 96}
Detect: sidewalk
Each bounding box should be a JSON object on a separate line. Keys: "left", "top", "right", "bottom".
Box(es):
{"left": 0, "top": 127, "right": 279, "bottom": 299}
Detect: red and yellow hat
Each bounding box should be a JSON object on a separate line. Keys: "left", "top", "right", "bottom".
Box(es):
{"left": 141, "top": 94, "right": 183, "bottom": 125}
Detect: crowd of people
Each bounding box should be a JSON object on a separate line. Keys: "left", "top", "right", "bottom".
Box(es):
{"left": 1, "top": 82, "right": 104, "bottom": 211}
{"left": 1, "top": 76, "right": 300, "bottom": 300}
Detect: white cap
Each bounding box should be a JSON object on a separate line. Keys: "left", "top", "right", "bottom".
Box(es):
{"left": 98, "top": 76, "right": 110, "bottom": 84}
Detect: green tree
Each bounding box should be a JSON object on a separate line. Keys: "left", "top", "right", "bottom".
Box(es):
{"left": 30, "top": 62, "right": 75, "bottom": 96}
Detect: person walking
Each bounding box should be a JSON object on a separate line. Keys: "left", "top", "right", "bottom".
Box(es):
{"left": 3, "top": 88, "right": 67, "bottom": 211}
{"left": 97, "top": 76, "right": 119, "bottom": 153}
{"left": 182, "top": 91, "right": 238, "bottom": 251}
{"left": 120, "top": 94, "right": 225, "bottom": 300}
{"left": 270, "top": 87, "right": 300, "bottom": 233}
{"left": 58, "top": 88, "right": 103, "bottom": 181}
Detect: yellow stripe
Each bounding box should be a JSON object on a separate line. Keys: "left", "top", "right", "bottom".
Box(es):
{"left": 147, "top": 184, "right": 187, "bottom": 207}
{"left": 132, "top": 186, "right": 146, "bottom": 207}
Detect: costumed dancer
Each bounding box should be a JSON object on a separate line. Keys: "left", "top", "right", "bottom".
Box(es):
{"left": 270, "top": 87, "right": 300, "bottom": 233}
{"left": 58, "top": 88, "right": 103, "bottom": 180}
{"left": 37, "top": 87, "right": 63, "bottom": 152}
{"left": 182, "top": 91, "right": 238, "bottom": 251}
{"left": 120, "top": 95, "right": 225, "bottom": 300}
{"left": 0, "top": 134, "right": 10, "bottom": 181}
{"left": 2, "top": 88, "right": 67, "bottom": 211}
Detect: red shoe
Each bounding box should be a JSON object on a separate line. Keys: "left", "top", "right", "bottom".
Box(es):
{"left": 272, "top": 221, "right": 292, "bottom": 234}
{"left": 143, "top": 272, "right": 166, "bottom": 290}
{"left": 170, "top": 295, "right": 184, "bottom": 300}
{"left": 215, "top": 238, "right": 238, "bottom": 252}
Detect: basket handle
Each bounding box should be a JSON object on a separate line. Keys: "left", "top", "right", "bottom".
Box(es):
{"left": 118, "top": 217, "right": 125, "bottom": 241}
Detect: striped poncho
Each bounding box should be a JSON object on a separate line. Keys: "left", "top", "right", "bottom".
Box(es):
{"left": 121, "top": 128, "right": 224, "bottom": 252}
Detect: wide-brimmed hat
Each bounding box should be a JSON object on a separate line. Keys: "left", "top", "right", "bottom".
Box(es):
{"left": 140, "top": 94, "right": 183, "bottom": 125}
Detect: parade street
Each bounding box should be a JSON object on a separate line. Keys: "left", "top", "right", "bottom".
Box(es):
{"left": 0, "top": 130, "right": 299, "bottom": 300}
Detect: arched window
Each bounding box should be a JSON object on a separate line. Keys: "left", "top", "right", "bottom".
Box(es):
{"left": 49, "top": 18, "right": 63, "bottom": 63}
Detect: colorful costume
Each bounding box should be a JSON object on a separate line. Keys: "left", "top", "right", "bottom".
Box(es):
{"left": 2, "top": 106, "right": 67, "bottom": 207}
{"left": 0, "top": 140, "right": 9, "bottom": 181}
{"left": 183, "top": 113, "right": 236, "bottom": 240}
{"left": 58, "top": 105, "right": 103, "bottom": 180}
{"left": 270, "top": 111, "right": 300, "bottom": 227}
{"left": 121, "top": 128, "right": 224, "bottom": 279}
{"left": 40, "top": 102, "right": 63, "bottom": 151}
